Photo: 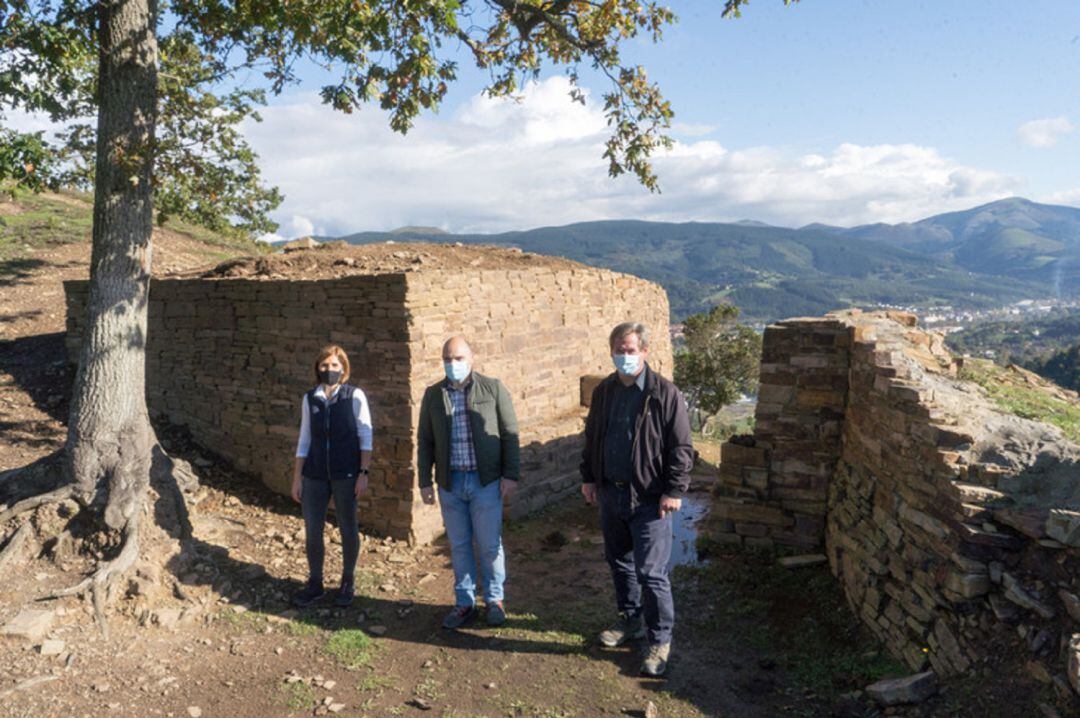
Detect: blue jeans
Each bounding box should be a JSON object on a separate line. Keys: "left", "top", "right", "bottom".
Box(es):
{"left": 438, "top": 470, "right": 506, "bottom": 608}
{"left": 599, "top": 485, "right": 675, "bottom": 645}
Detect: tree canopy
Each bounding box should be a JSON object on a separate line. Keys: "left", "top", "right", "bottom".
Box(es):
{"left": 674, "top": 302, "right": 762, "bottom": 424}
{"left": 2, "top": 0, "right": 798, "bottom": 231}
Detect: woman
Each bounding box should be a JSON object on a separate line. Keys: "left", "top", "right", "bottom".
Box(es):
{"left": 291, "top": 345, "right": 373, "bottom": 608}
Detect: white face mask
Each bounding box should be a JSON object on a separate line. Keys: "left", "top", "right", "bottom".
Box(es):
{"left": 613, "top": 353, "right": 640, "bottom": 376}
{"left": 444, "top": 359, "right": 470, "bottom": 383}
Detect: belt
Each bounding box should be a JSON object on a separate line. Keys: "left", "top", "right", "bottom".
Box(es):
{"left": 610, "top": 480, "right": 629, "bottom": 489}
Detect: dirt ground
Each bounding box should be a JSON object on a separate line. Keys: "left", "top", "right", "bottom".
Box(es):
{"left": 0, "top": 194, "right": 1063, "bottom": 718}
{"left": 187, "top": 240, "right": 582, "bottom": 281}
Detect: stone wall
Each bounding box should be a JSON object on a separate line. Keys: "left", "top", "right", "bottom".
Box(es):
{"left": 65, "top": 248, "right": 671, "bottom": 544}
{"left": 65, "top": 275, "right": 418, "bottom": 539}
{"left": 401, "top": 269, "right": 671, "bottom": 543}
{"left": 712, "top": 309, "right": 1080, "bottom": 691}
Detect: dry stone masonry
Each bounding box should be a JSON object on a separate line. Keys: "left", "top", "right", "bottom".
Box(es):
{"left": 713, "top": 309, "right": 1080, "bottom": 694}
{"left": 65, "top": 243, "right": 671, "bottom": 544}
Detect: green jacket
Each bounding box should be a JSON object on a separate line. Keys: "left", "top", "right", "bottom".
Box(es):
{"left": 417, "top": 372, "right": 520, "bottom": 490}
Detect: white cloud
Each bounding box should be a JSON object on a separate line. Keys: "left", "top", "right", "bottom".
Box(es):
{"left": 245, "top": 76, "right": 1021, "bottom": 236}
{"left": 1044, "top": 187, "right": 1080, "bottom": 207}
{"left": 1017, "top": 116, "right": 1073, "bottom": 149}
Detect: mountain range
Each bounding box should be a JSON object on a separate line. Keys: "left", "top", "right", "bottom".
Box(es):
{"left": 327, "top": 197, "right": 1079, "bottom": 322}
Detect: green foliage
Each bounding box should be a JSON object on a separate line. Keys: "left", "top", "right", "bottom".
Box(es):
{"left": 325, "top": 628, "right": 377, "bottom": 669}
{"left": 673, "top": 303, "right": 761, "bottom": 421}
{"left": 51, "top": 32, "right": 283, "bottom": 238}
{"left": 277, "top": 681, "right": 317, "bottom": 711}
{"left": 1027, "top": 344, "right": 1080, "bottom": 392}
{"left": 947, "top": 311, "right": 1080, "bottom": 392}
{"left": 0, "top": 129, "right": 59, "bottom": 192}
{"left": 959, "top": 358, "right": 1080, "bottom": 443}
{"left": 2, "top": 0, "right": 804, "bottom": 206}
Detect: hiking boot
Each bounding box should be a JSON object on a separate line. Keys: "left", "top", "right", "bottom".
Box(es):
{"left": 597, "top": 612, "right": 645, "bottom": 647}
{"left": 441, "top": 605, "right": 478, "bottom": 629}
{"left": 291, "top": 580, "right": 326, "bottom": 608}
{"left": 334, "top": 579, "right": 354, "bottom": 608}
{"left": 640, "top": 642, "right": 671, "bottom": 677}
{"left": 486, "top": 601, "right": 507, "bottom": 627}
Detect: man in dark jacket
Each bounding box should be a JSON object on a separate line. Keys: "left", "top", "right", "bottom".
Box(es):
{"left": 419, "top": 336, "right": 520, "bottom": 629}
{"left": 581, "top": 321, "right": 693, "bottom": 677}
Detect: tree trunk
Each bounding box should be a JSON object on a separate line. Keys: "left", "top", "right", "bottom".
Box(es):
{"left": 65, "top": 0, "right": 159, "bottom": 531}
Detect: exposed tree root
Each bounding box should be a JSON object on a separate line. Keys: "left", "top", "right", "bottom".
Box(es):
{"left": 46, "top": 516, "right": 141, "bottom": 638}
{"left": 1, "top": 441, "right": 201, "bottom": 637}
{"left": 0, "top": 521, "right": 31, "bottom": 572}
{"left": 0, "top": 484, "right": 74, "bottom": 525}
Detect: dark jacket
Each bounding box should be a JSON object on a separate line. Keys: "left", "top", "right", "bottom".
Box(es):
{"left": 580, "top": 364, "right": 693, "bottom": 503}
{"left": 302, "top": 384, "right": 360, "bottom": 481}
{"left": 417, "top": 372, "right": 520, "bottom": 490}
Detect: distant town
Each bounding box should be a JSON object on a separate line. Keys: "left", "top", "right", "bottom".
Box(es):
{"left": 670, "top": 297, "right": 1080, "bottom": 345}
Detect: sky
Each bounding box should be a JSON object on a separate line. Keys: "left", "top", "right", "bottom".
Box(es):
{"left": 8, "top": 1, "right": 1080, "bottom": 238}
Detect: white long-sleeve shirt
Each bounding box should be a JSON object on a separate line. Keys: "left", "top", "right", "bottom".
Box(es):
{"left": 295, "top": 385, "right": 373, "bottom": 458}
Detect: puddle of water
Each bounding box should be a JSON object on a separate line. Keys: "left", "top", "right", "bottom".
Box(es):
{"left": 670, "top": 492, "right": 710, "bottom": 568}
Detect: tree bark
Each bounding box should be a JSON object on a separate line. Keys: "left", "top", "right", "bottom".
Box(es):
{"left": 65, "top": 0, "right": 159, "bottom": 531}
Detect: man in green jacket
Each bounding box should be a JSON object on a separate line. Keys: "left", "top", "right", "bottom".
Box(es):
{"left": 419, "top": 336, "right": 520, "bottom": 629}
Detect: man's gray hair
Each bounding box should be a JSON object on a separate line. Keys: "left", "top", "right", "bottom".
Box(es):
{"left": 609, "top": 322, "right": 649, "bottom": 351}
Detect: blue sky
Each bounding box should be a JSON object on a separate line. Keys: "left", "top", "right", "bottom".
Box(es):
{"left": 11, "top": 1, "right": 1079, "bottom": 237}
{"left": 239, "top": 0, "right": 1080, "bottom": 238}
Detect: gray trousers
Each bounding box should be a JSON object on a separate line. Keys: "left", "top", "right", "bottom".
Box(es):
{"left": 302, "top": 477, "right": 360, "bottom": 585}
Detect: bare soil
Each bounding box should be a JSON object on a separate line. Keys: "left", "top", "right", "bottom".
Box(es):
{"left": 187, "top": 241, "right": 583, "bottom": 281}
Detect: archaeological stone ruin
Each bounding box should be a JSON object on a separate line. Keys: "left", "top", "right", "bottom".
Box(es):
{"left": 64, "top": 243, "right": 671, "bottom": 544}
{"left": 713, "top": 309, "right": 1080, "bottom": 692}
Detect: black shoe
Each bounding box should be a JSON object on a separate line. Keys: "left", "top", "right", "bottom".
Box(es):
{"left": 334, "top": 579, "right": 354, "bottom": 608}
{"left": 292, "top": 580, "right": 326, "bottom": 608}
{"left": 441, "top": 605, "right": 478, "bottom": 629}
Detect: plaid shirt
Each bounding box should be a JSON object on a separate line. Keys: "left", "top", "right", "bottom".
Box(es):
{"left": 447, "top": 380, "right": 478, "bottom": 471}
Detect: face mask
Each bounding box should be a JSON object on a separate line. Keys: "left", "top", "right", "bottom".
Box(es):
{"left": 613, "top": 353, "right": 640, "bottom": 376}
{"left": 444, "top": 360, "right": 470, "bottom": 384}
{"left": 318, "top": 369, "right": 343, "bottom": 386}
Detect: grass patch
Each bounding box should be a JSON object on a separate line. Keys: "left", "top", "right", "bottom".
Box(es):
{"left": 0, "top": 189, "right": 93, "bottom": 262}
{"left": 960, "top": 358, "right": 1080, "bottom": 443}
{"left": 325, "top": 628, "right": 377, "bottom": 669}
{"left": 357, "top": 674, "right": 395, "bottom": 693}
{"left": 415, "top": 677, "right": 442, "bottom": 701}
{"left": 282, "top": 617, "right": 322, "bottom": 637}
{"left": 277, "top": 681, "right": 317, "bottom": 711}
{"left": 217, "top": 608, "right": 267, "bottom": 632}
{"left": 490, "top": 607, "right": 608, "bottom": 654}
{"left": 681, "top": 548, "right": 906, "bottom": 700}
{"left": 0, "top": 187, "right": 268, "bottom": 265}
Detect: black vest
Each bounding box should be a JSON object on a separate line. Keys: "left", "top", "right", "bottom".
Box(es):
{"left": 301, "top": 384, "right": 360, "bottom": 481}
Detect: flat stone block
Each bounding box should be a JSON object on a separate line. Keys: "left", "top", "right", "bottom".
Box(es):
{"left": 866, "top": 671, "right": 938, "bottom": 706}
{"left": 0, "top": 610, "right": 55, "bottom": 643}
{"left": 778, "top": 554, "right": 827, "bottom": 569}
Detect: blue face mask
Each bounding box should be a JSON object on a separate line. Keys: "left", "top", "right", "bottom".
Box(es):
{"left": 444, "top": 360, "right": 471, "bottom": 384}
{"left": 613, "top": 353, "right": 640, "bottom": 376}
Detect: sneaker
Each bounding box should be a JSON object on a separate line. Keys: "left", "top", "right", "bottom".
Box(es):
{"left": 597, "top": 612, "right": 645, "bottom": 647}
{"left": 441, "top": 605, "right": 478, "bottom": 629}
{"left": 640, "top": 642, "right": 671, "bottom": 677}
{"left": 291, "top": 580, "right": 325, "bottom": 608}
{"left": 486, "top": 601, "right": 506, "bottom": 627}
{"left": 334, "top": 579, "right": 354, "bottom": 608}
